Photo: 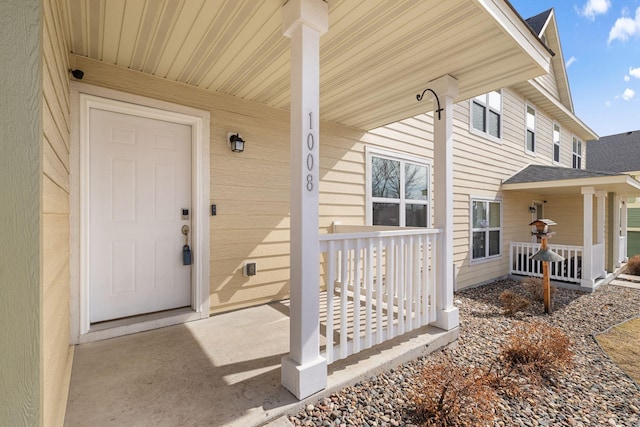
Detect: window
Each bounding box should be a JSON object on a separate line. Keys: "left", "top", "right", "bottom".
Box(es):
{"left": 572, "top": 137, "right": 582, "bottom": 169}
{"left": 526, "top": 105, "right": 536, "bottom": 153}
{"left": 471, "top": 91, "right": 501, "bottom": 140}
{"left": 471, "top": 199, "right": 501, "bottom": 261}
{"left": 368, "top": 150, "right": 430, "bottom": 227}
{"left": 553, "top": 123, "right": 561, "bottom": 163}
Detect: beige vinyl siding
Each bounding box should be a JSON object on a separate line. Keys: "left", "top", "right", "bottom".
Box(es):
{"left": 70, "top": 54, "right": 436, "bottom": 314}
{"left": 451, "top": 88, "right": 580, "bottom": 289}
{"left": 534, "top": 52, "right": 560, "bottom": 101}
{"left": 43, "top": 1, "right": 73, "bottom": 425}
{"left": 70, "top": 54, "right": 586, "bottom": 307}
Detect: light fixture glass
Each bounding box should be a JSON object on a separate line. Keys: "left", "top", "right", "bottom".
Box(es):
{"left": 230, "top": 133, "right": 245, "bottom": 153}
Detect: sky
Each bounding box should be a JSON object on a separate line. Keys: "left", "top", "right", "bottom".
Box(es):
{"left": 509, "top": 0, "right": 640, "bottom": 137}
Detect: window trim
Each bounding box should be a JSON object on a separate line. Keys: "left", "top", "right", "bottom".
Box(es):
{"left": 469, "top": 196, "right": 503, "bottom": 265}
{"left": 365, "top": 147, "right": 432, "bottom": 228}
{"left": 469, "top": 90, "right": 502, "bottom": 144}
{"left": 553, "top": 122, "right": 561, "bottom": 164}
{"left": 525, "top": 104, "right": 536, "bottom": 155}
{"left": 572, "top": 135, "right": 583, "bottom": 169}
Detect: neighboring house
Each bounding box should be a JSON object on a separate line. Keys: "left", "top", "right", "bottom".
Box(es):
{"left": 586, "top": 130, "right": 640, "bottom": 257}
{"left": 3, "top": 1, "right": 640, "bottom": 425}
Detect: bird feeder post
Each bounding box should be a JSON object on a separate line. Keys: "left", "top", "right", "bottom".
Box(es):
{"left": 540, "top": 235, "right": 551, "bottom": 313}
{"left": 530, "top": 219, "right": 564, "bottom": 314}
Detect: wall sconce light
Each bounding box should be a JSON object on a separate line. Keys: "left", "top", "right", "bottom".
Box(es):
{"left": 228, "top": 133, "right": 245, "bottom": 153}
{"left": 528, "top": 206, "right": 536, "bottom": 213}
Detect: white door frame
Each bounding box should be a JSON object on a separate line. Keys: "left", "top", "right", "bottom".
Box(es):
{"left": 70, "top": 82, "right": 210, "bottom": 344}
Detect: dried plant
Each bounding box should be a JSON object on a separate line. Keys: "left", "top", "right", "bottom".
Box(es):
{"left": 501, "top": 321, "right": 573, "bottom": 379}
{"left": 412, "top": 362, "right": 499, "bottom": 427}
{"left": 499, "top": 290, "right": 530, "bottom": 316}
{"left": 522, "top": 277, "right": 556, "bottom": 302}
{"left": 626, "top": 254, "right": 640, "bottom": 276}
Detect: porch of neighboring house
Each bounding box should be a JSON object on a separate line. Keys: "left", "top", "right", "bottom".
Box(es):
{"left": 502, "top": 165, "right": 640, "bottom": 290}
{"left": 64, "top": 228, "right": 458, "bottom": 426}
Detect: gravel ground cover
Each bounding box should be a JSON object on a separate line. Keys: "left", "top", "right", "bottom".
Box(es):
{"left": 289, "top": 280, "right": 640, "bottom": 427}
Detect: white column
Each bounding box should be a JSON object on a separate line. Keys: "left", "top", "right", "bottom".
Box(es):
{"left": 281, "top": 0, "right": 328, "bottom": 400}
{"left": 613, "top": 194, "right": 621, "bottom": 267}
{"left": 596, "top": 190, "right": 607, "bottom": 278}
{"left": 430, "top": 75, "right": 459, "bottom": 331}
{"left": 581, "top": 186, "right": 595, "bottom": 288}
{"left": 621, "top": 198, "right": 629, "bottom": 262}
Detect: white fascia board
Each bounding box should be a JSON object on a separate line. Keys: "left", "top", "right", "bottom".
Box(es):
{"left": 474, "top": 0, "right": 552, "bottom": 73}
{"left": 502, "top": 175, "right": 640, "bottom": 192}
{"left": 526, "top": 79, "right": 598, "bottom": 140}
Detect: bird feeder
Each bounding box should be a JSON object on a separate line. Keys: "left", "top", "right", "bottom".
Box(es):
{"left": 529, "top": 219, "right": 564, "bottom": 313}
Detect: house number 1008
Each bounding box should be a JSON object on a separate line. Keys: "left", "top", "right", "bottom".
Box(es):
{"left": 306, "top": 112, "right": 315, "bottom": 192}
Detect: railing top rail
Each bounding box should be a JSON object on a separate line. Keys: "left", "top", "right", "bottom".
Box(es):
{"left": 319, "top": 227, "right": 443, "bottom": 242}
{"left": 510, "top": 241, "right": 584, "bottom": 251}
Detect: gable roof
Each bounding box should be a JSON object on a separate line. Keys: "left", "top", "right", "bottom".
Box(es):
{"left": 586, "top": 130, "right": 640, "bottom": 173}
{"left": 525, "top": 9, "right": 553, "bottom": 35}
{"left": 509, "top": 8, "right": 596, "bottom": 141}
{"left": 502, "top": 164, "right": 640, "bottom": 195}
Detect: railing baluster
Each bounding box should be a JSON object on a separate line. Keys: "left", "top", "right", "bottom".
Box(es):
{"left": 376, "top": 238, "right": 383, "bottom": 345}
{"left": 397, "top": 237, "right": 405, "bottom": 335}
{"left": 365, "top": 238, "right": 373, "bottom": 349}
{"left": 387, "top": 237, "right": 396, "bottom": 340}
{"left": 340, "top": 239, "right": 349, "bottom": 360}
{"left": 406, "top": 236, "right": 413, "bottom": 331}
{"left": 417, "top": 235, "right": 425, "bottom": 327}
{"left": 326, "top": 240, "right": 335, "bottom": 364}
{"left": 353, "top": 239, "right": 362, "bottom": 353}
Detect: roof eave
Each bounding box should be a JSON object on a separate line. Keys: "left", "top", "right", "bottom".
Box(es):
{"left": 502, "top": 174, "right": 640, "bottom": 195}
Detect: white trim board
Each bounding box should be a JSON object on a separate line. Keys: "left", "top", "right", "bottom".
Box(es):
{"left": 69, "top": 82, "right": 211, "bottom": 343}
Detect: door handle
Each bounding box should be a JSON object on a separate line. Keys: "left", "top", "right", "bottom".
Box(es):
{"left": 182, "top": 225, "right": 191, "bottom": 266}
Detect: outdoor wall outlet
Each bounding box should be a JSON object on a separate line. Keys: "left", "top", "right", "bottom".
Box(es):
{"left": 243, "top": 261, "right": 257, "bottom": 277}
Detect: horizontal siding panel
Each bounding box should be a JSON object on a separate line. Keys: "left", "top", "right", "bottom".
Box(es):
{"left": 43, "top": 175, "right": 69, "bottom": 215}
{"left": 43, "top": 138, "right": 69, "bottom": 192}
{"left": 628, "top": 208, "right": 640, "bottom": 228}
{"left": 42, "top": 214, "right": 69, "bottom": 294}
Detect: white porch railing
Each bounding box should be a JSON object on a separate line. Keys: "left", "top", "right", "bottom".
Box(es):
{"left": 319, "top": 228, "right": 441, "bottom": 364}
{"left": 510, "top": 242, "right": 583, "bottom": 284}
{"left": 619, "top": 236, "right": 627, "bottom": 264}
{"left": 592, "top": 242, "right": 605, "bottom": 278}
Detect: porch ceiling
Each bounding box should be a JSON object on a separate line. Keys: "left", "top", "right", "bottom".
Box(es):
{"left": 64, "top": 0, "right": 551, "bottom": 130}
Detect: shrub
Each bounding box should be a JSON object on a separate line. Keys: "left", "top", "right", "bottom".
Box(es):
{"left": 412, "top": 362, "right": 498, "bottom": 427}
{"left": 627, "top": 254, "right": 640, "bottom": 276}
{"left": 500, "top": 321, "right": 573, "bottom": 379}
{"left": 522, "top": 277, "right": 556, "bottom": 302}
{"left": 499, "top": 290, "right": 530, "bottom": 316}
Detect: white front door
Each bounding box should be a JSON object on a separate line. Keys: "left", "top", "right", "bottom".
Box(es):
{"left": 89, "top": 108, "right": 192, "bottom": 323}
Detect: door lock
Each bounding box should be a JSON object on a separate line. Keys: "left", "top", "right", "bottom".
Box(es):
{"left": 181, "top": 208, "right": 190, "bottom": 220}
{"left": 182, "top": 225, "right": 192, "bottom": 266}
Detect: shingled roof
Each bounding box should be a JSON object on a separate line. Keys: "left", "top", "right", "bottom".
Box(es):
{"left": 525, "top": 9, "right": 553, "bottom": 36}
{"left": 503, "top": 164, "right": 621, "bottom": 184}
{"left": 586, "top": 130, "right": 640, "bottom": 173}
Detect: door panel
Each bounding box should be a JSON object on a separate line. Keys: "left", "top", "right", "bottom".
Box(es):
{"left": 89, "top": 108, "right": 192, "bottom": 323}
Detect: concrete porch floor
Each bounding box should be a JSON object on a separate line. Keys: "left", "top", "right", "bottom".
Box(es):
{"left": 64, "top": 300, "right": 458, "bottom": 427}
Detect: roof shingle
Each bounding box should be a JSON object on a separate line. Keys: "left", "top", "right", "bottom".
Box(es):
{"left": 503, "top": 164, "right": 621, "bottom": 184}
{"left": 586, "top": 130, "right": 640, "bottom": 173}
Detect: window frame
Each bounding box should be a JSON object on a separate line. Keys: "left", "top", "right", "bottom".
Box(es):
{"left": 469, "top": 90, "right": 502, "bottom": 143}
{"left": 572, "top": 136, "right": 583, "bottom": 169}
{"left": 525, "top": 104, "right": 536, "bottom": 155}
{"left": 470, "top": 197, "right": 502, "bottom": 264}
{"left": 366, "top": 147, "right": 432, "bottom": 228}
{"left": 553, "top": 122, "right": 561, "bottom": 164}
